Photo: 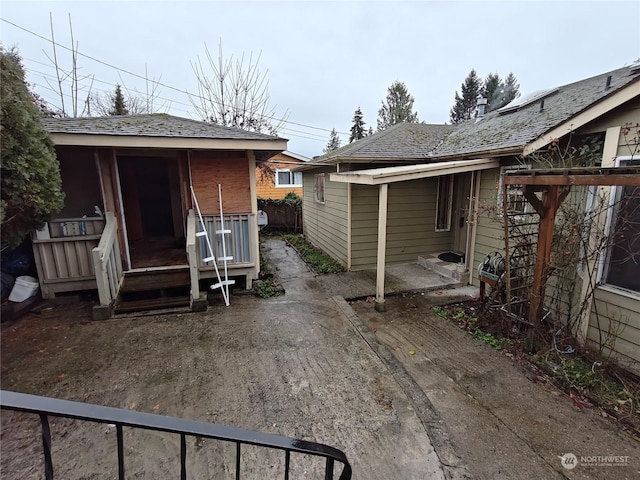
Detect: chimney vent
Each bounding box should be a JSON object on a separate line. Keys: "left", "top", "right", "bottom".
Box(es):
{"left": 539, "top": 100, "right": 544, "bottom": 113}
{"left": 476, "top": 96, "right": 488, "bottom": 121}
{"left": 605, "top": 75, "right": 612, "bottom": 90}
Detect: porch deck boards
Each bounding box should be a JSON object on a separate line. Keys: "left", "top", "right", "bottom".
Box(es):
{"left": 129, "top": 236, "right": 187, "bottom": 269}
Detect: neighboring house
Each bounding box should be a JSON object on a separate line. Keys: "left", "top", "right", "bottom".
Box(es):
{"left": 34, "top": 114, "right": 286, "bottom": 317}
{"left": 256, "top": 150, "right": 309, "bottom": 199}
{"left": 300, "top": 65, "right": 640, "bottom": 372}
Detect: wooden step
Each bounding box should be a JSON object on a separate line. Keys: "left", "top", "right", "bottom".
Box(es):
{"left": 121, "top": 268, "right": 190, "bottom": 293}
{"left": 114, "top": 295, "right": 190, "bottom": 314}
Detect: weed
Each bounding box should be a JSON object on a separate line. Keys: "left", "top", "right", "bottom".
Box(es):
{"left": 282, "top": 234, "right": 344, "bottom": 274}
{"left": 253, "top": 279, "right": 283, "bottom": 299}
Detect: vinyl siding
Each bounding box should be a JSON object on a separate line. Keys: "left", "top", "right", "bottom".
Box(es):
{"left": 302, "top": 168, "right": 348, "bottom": 266}
{"left": 350, "top": 179, "right": 453, "bottom": 270}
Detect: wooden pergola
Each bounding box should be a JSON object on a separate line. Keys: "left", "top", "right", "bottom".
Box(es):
{"left": 502, "top": 165, "right": 640, "bottom": 326}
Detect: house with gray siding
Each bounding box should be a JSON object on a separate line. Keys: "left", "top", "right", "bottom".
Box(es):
{"left": 300, "top": 64, "right": 640, "bottom": 372}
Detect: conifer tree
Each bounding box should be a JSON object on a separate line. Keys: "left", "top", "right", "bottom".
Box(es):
{"left": 349, "top": 107, "right": 367, "bottom": 143}
{"left": 109, "top": 84, "right": 129, "bottom": 115}
{"left": 449, "top": 69, "right": 482, "bottom": 124}
{"left": 1, "top": 48, "right": 64, "bottom": 247}
{"left": 324, "top": 128, "right": 341, "bottom": 153}
{"left": 377, "top": 81, "right": 419, "bottom": 131}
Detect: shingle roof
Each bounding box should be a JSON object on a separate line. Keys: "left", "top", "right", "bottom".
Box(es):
{"left": 432, "top": 65, "right": 640, "bottom": 159}
{"left": 311, "top": 123, "right": 455, "bottom": 163}
{"left": 41, "top": 113, "right": 285, "bottom": 142}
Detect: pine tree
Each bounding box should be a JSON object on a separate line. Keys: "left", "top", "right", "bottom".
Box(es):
{"left": 1, "top": 47, "right": 64, "bottom": 248}
{"left": 324, "top": 128, "right": 341, "bottom": 153}
{"left": 449, "top": 69, "right": 482, "bottom": 124}
{"left": 367, "top": 127, "right": 374, "bottom": 137}
{"left": 377, "top": 81, "right": 419, "bottom": 131}
{"left": 109, "top": 84, "right": 129, "bottom": 115}
{"left": 349, "top": 107, "right": 366, "bottom": 143}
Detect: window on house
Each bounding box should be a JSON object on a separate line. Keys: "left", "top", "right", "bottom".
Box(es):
{"left": 435, "top": 175, "right": 453, "bottom": 231}
{"left": 314, "top": 173, "right": 325, "bottom": 204}
{"left": 497, "top": 165, "right": 532, "bottom": 215}
{"left": 275, "top": 169, "right": 302, "bottom": 188}
{"left": 603, "top": 158, "right": 640, "bottom": 293}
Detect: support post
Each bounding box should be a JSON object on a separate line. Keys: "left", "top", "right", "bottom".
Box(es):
{"left": 375, "top": 183, "right": 389, "bottom": 312}
{"left": 527, "top": 185, "right": 570, "bottom": 326}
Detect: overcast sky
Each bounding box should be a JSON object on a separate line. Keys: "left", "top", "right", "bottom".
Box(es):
{"left": 2, "top": 1, "right": 639, "bottom": 158}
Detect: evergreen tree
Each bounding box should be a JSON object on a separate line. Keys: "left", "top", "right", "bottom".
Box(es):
{"left": 324, "top": 128, "right": 341, "bottom": 153}
{"left": 1, "top": 47, "right": 64, "bottom": 248}
{"left": 449, "top": 69, "right": 482, "bottom": 124}
{"left": 349, "top": 107, "right": 366, "bottom": 143}
{"left": 501, "top": 72, "right": 520, "bottom": 108}
{"left": 367, "top": 126, "right": 374, "bottom": 137}
{"left": 109, "top": 84, "right": 129, "bottom": 115}
{"left": 377, "top": 81, "right": 419, "bottom": 131}
{"left": 482, "top": 73, "right": 502, "bottom": 110}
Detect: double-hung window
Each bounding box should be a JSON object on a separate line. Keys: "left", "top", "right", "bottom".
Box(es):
{"left": 314, "top": 173, "right": 325, "bottom": 204}
{"left": 435, "top": 175, "right": 453, "bottom": 231}
{"left": 497, "top": 164, "right": 532, "bottom": 216}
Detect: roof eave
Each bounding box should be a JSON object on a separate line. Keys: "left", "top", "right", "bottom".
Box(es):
{"left": 48, "top": 133, "right": 287, "bottom": 151}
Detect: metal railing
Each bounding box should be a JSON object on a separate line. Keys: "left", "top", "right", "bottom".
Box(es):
{"left": 197, "top": 213, "right": 254, "bottom": 266}
{"left": 0, "top": 390, "right": 352, "bottom": 480}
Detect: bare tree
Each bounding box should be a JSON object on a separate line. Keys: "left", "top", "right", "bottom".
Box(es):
{"left": 190, "top": 41, "right": 288, "bottom": 134}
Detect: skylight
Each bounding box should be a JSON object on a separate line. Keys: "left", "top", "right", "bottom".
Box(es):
{"left": 497, "top": 87, "right": 559, "bottom": 114}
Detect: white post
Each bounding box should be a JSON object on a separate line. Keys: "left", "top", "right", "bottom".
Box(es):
{"left": 375, "top": 183, "right": 389, "bottom": 312}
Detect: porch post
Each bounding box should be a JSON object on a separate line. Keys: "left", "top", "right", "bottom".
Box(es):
{"left": 375, "top": 183, "right": 389, "bottom": 312}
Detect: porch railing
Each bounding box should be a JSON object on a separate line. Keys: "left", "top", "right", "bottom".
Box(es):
{"left": 0, "top": 390, "right": 352, "bottom": 480}
{"left": 91, "top": 212, "right": 123, "bottom": 306}
{"left": 186, "top": 210, "right": 200, "bottom": 300}
{"left": 31, "top": 217, "right": 106, "bottom": 296}
{"left": 196, "top": 214, "right": 254, "bottom": 267}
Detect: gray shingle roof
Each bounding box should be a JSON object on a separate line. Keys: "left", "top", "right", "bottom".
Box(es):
{"left": 312, "top": 123, "right": 455, "bottom": 163}
{"left": 41, "top": 113, "right": 284, "bottom": 142}
{"left": 432, "top": 65, "right": 640, "bottom": 159}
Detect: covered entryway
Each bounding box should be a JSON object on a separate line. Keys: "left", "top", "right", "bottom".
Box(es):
{"left": 331, "top": 158, "right": 499, "bottom": 310}
{"left": 118, "top": 156, "right": 187, "bottom": 269}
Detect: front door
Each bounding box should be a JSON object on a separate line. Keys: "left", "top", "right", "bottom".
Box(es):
{"left": 453, "top": 173, "right": 472, "bottom": 257}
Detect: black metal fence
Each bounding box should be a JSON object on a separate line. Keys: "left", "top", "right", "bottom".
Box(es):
{"left": 1, "top": 390, "right": 352, "bottom": 480}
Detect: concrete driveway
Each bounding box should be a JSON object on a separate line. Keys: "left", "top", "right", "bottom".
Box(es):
{"left": 2, "top": 238, "right": 638, "bottom": 479}
{"left": 1, "top": 239, "right": 454, "bottom": 479}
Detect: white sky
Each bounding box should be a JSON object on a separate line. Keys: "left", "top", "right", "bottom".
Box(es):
{"left": 1, "top": 1, "right": 639, "bottom": 158}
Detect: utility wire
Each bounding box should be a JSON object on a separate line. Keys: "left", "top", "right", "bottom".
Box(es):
{"left": 2, "top": 17, "right": 350, "bottom": 136}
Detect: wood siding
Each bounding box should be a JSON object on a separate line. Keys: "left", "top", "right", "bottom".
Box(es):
{"left": 588, "top": 287, "right": 640, "bottom": 371}
{"left": 190, "top": 151, "right": 251, "bottom": 214}
{"left": 586, "top": 106, "right": 640, "bottom": 372}
{"left": 256, "top": 154, "right": 304, "bottom": 199}
{"left": 302, "top": 168, "right": 349, "bottom": 266}
{"left": 471, "top": 168, "right": 504, "bottom": 286}
{"left": 351, "top": 179, "right": 453, "bottom": 270}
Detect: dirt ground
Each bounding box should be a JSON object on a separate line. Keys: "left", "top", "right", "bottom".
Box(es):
{"left": 2, "top": 239, "right": 639, "bottom": 479}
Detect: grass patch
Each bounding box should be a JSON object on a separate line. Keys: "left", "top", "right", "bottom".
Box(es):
{"left": 282, "top": 234, "right": 344, "bottom": 275}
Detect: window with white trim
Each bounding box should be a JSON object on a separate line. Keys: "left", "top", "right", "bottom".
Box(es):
{"left": 435, "top": 175, "right": 453, "bottom": 231}
{"left": 602, "top": 157, "right": 640, "bottom": 293}
{"left": 314, "top": 173, "right": 325, "bottom": 204}
{"left": 497, "top": 164, "right": 532, "bottom": 215}
{"left": 275, "top": 169, "right": 302, "bottom": 188}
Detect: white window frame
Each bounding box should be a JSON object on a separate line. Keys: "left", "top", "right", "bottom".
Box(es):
{"left": 497, "top": 164, "right": 532, "bottom": 217}
{"left": 314, "top": 173, "right": 326, "bottom": 204}
{"left": 275, "top": 169, "right": 302, "bottom": 188}
{"left": 435, "top": 175, "right": 454, "bottom": 232}
{"left": 598, "top": 155, "right": 640, "bottom": 296}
